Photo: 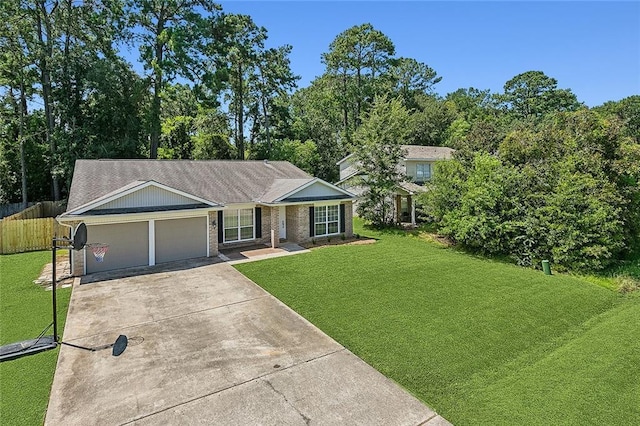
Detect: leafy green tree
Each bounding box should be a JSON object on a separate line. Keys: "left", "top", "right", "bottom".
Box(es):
{"left": 500, "top": 70, "right": 581, "bottom": 120}
{"left": 595, "top": 95, "right": 640, "bottom": 143}
{"left": 32, "top": 0, "right": 60, "bottom": 199}
{"left": 126, "top": 0, "right": 221, "bottom": 159}
{"left": 191, "top": 107, "right": 234, "bottom": 160}
{"left": 446, "top": 87, "right": 495, "bottom": 121}
{"left": 216, "top": 13, "right": 265, "bottom": 159}
{"left": 1, "top": 0, "right": 135, "bottom": 200}
{"left": 389, "top": 57, "right": 441, "bottom": 110}
{"left": 353, "top": 96, "right": 409, "bottom": 226}
{"left": 540, "top": 167, "right": 625, "bottom": 270}
{"left": 322, "top": 23, "right": 395, "bottom": 140}
{"left": 451, "top": 118, "right": 506, "bottom": 165}
{"left": 0, "top": 0, "right": 37, "bottom": 205}
{"left": 251, "top": 139, "right": 319, "bottom": 175}
{"left": 159, "top": 115, "right": 193, "bottom": 159}
{"left": 425, "top": 108, "right": 637, "bottom": 271}
{"left": 78, "top": 58, "right": 147, "bottom": 160}
{"left": 291, "top": 75, "right": 343, "bottom": 181}
{"left": 406, "top": 94, "right": 456, "bottom": 146}
{"left": 250, "top": 45, "right": 299, "bottom": 156}
{"left": 0, "top": 106, "right": 49, "bottom": 203}
{"left": 421, "top": 154, "right": 524, "bottom": 254}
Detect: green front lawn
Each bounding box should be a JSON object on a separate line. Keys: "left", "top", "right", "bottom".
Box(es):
{"left": 0, "top": 252, "right": 72, "bottom": 425}
{"left": 236, "top": 221, "right": 640, "bottom": 425}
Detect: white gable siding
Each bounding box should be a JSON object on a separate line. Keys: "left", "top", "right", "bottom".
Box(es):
{"left": 94, "top": 186, "right": 200, "bottom": 210}
{"left": 286, "top": 182, "right": 345, "bottom": 200}
{"left": 405, "top": 160, "right": 435, "bottom": 182}
{"left": 339, "top": 156, "right": 357, "bottom": 181}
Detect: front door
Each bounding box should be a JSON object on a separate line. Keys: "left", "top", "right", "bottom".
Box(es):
{"left": 279, "top": 206, "right": 286, "bottom": 239}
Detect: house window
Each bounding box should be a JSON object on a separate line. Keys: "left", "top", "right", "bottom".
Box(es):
{"left": 416, "top": 163, "right": 431, "bottom": 182}
{"left": 314, "top": 205, "right": 339, "bottom": 236}
{"left": 224, "top": 209, "right": 254, "bottom": 242}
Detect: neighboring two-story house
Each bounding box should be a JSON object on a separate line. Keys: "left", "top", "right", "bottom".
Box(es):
{"left": 336, "top": 145, "right": 454, "bottom": 225}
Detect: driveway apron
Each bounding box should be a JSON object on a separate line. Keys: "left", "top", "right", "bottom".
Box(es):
{"left": 45, "top": 262, "right": 449, "bottom": 425}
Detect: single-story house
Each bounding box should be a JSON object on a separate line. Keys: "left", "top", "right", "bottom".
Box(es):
{"left": 336, "top": 145, "right": 454, "bottom": 225}
{"left": 59, "top": 159, "right": 355, "bottom": 276}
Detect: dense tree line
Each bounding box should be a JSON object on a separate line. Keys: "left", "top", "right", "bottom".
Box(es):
{"left": 0, "top": 0, "right": 298, "bottom": 203}
{"left": 1, "top": 9, "right": 638, "bottom": 271}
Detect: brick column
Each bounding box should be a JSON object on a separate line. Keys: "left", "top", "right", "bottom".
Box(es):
{"left": 298, "top": 204, "right": 313, "bottom": 244}
{"left": 343, "top": 201, "right": 354, "bottom": 237}
{"left": 270, "top": 207, "right": 279, "bottom": 248}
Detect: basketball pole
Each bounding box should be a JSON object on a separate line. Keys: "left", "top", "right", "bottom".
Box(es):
{"left": 52, "top": 237, "right": 58, "bottom": 343}
{"left": 48, "top": 222, "right": 126, "bottom": 355}
{"left": 51, "top": 233, "right": 74, "bottom": 343}
{"left": 51, "top": 221, "right": 77, "bottom": 344}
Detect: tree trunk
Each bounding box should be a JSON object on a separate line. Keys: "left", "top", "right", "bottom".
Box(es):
{"left": 58, "top": 0, "right": 72, "bottom": 163}
{"left": 150, "top": 39, "right": 164, "bottom": 159}
{"left": 150, "top": 76, "right": 161, "bottom": 159}
{"left": 36, "top": 1, "right": 60, "bottom": 200}
{"left": 356, "top": 65, "right": 361, "bottom": 127}
{"left": 342, "top": 72, "right": 349, "bottom": 141}
{"left": 236, "top": 62, "right": 244, "bottom": 160}
{"left": 19, "top": 82, "right": 28, "bottom": 208}
{"left": 262, "top": 97, "right": 271, "bottom": 157}
{"left": 149, "top": 12, "right": 166, "bottom": 160}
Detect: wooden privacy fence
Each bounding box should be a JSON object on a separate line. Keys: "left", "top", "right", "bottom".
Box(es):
{"left": 3, "top": 201, "right": 66, "bottom": 220}
{"left": 0, "top": 202, "right": 37, "bottom": 219}
{"left": 0, "top": 202, "right": 68, "bottom": 254}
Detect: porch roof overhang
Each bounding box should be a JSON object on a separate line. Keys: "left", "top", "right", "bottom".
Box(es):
{"left": 397, "top": 181, "right": 427, "bottom": 196}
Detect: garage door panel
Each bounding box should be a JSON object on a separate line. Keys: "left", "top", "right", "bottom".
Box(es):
{"left": 86, "top": 222, "right": 149, "bottom": 274}
{"left": 155, "top": 217, "right": 207, "bottom": 264}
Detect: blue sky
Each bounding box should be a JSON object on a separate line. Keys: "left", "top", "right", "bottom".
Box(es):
{"left": 217, "top": 1, "right": 640, "bottom": 107}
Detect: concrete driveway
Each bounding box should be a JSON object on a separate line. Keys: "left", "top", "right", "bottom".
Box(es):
{"left": 46, "top": 261, "right": 449, "bottom": 425}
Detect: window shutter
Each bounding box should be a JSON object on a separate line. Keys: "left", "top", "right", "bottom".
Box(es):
{"left": 309, "top": 206, "right": 315, "bottom": 237}
{"left": 217, "top": 211, "right": 223, "bottom": 242}
{"left": 340, "top": 204, "right": 346, "bottom": 233}
{"left": 255, "top": 207, "right": 262, "bottom": 238}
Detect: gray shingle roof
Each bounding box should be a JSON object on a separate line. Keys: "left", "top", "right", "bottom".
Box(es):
{"left": 336, "top": 145, "right": 454, "bottom": 167}
{"left": 401, "top": 145, "right": 455, "bottom": 160}
{"left": 259, "top": 179, "right": 315, "bottom": 203}
{"left": 66, "top": 159, "right": 312, "bottom": 211}
{"left": 398, "top": 181, "right": 428, "bottom": 194}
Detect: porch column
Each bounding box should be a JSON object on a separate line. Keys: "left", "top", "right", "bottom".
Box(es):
{"left": 410, "top": 196, "right": 416, "bottom": 226}
{"left": 148, "top": 219, "right": 155, "bottom": 266}
{"left": 270, "top": 207, "right": 279, "bottom": 248}
{"left": 396, "top": 195, "right": 402, "bottom": 223}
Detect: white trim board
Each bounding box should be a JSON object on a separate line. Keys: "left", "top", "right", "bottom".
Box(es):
{"left": 65, "top": 180, "right": 221, "bottom": 215}
{"left": 274, "top": 178, "right": 354, "bottom": 202}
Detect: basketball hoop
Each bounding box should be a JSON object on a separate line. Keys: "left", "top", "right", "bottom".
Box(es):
{"left": 86, "top": 243, "right": 109, "bottom": 262}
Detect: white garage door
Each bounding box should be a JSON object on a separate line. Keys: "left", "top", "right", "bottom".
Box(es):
{"left": 155, "top": 217, "right": 207, "bottom": 264}
{"left": 86, "top": 222, "right": 149, "bottom": 274}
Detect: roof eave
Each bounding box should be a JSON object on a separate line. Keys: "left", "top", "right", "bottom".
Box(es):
{"left": 272, "top": 178, "right": 355, "bottom": 203}
{"left": 65, "top": 180, "right": 222, "bottom": 216}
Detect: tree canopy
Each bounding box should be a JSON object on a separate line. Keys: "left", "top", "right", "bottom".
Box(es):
{"left": 1, "top": 12, "right": 638, "bottom": 273}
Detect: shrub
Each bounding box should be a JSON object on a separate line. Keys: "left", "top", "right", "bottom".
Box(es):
{"left": 422, "top": 151, "right": 628, "bottom": 271}
{"left": 617, "top": 276, "right": 640, "bottom": 294}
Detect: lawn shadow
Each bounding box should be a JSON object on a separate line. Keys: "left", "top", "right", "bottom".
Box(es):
{"left": 360, "top": 223, "right": 420, "bottom": 238}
